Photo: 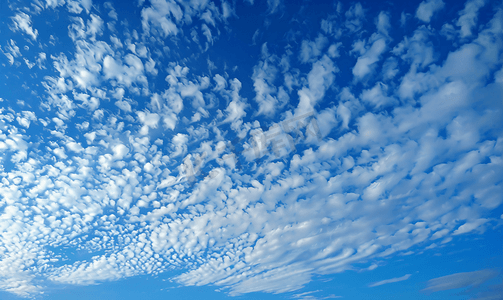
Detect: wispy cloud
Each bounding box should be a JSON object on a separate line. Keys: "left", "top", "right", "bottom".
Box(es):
{"left": 422, "top": 269, "right": 498, "bottom": 293}
{"left": 292, "top": 290, "right": 343, "bottom": 300}
{"left": 369, "top": 274, "right": 412, "bottom": 287}
{"left": 11, "top": 12, "right": 38, "bottom": 40}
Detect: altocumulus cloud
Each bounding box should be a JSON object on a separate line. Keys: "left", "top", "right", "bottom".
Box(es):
{"left": 0, "top": 0, "right": 502, "bottom": 299}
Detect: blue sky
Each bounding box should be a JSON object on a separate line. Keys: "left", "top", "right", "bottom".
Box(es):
{"left": 0, "top": 0, "right": 502, "bottom": 299}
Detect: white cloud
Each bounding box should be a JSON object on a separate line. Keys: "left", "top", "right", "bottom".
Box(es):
{"left": 201, "top": 10, "right": 217, "bottom": 27}
{"left": 223, "top": 79, "right": 247, "bottom": 124}
{"left": 11, "top": 12, "right": 38, "bottom": 40}
{"left": 86, "top": 14, "right": 103, "bottom": 39}
{"left": 267, "top": 0, "right": 282, "bottom": 14}
{"left": 415, "top": 0, "right": 444, "bottom": 23}
{"left": 452, "top": 218, "right": 488, "bottom": 235}
{"left": 376, "top": 11, "right": 391, "bottom": 37}
{"left": 369, "top": 274, "right": 411, "bottom": 287}
{"left": 80, "top": 0, "right": 93, "bottom": 12}
{"left": 345, "top": 2, "right": 365, "bottom": 33}
{"left": 296, "top": 55, "right": 336, "bottom": 115}
{"left": 316, "top": 107, "right": 338, "bottom": 138}
{"left": 1, "top": 1, "right": 502, "bottom": 299}
{"left": 327, "top": 43, "right": 342, "bottom": 58}
{"left": 422, "top": 269, "right": 498, "bottom": 292}
{"left": 45, "top": 0, "right": 66, "bottom": 9}
{"left": 112, "top": 144, "right": 129, "bottom": 160}
{"left": 252, "top": 43, "right": 283, "bottom": 117}
{"left": 35, "top": 52, "right": 46, "bottom": 69}
{"left": 221, "top": 1, "right": 234, "bottom": 20}
{"left": 73, "top": 92, "right": 100, "bottom": 111}
{"left": 337, "top": 102, "right": 351, "bottom": 129}
{"left": 381, "top": 57, "right": 398, "bottom": 80}
{"left": 49, "top": 38, "right": 112, "bottom": 96}
{"left": 66, "top": 141, "right": 84, "bottom": 152}
{"left": 213, "top": 74, "right": 227, "bottom": 91}
{"left": 201, "top": 23, "right": 213, "bottom": 47}
{"left": 103, "top": 54, "right": 146, "bottom": 87}
{"left": 352, "top": 38, "right": 386, "bottom": 81}
{"left": 16, "top": 111, "right": 37, "bottom": 129}
{"left": 299, "top": 34, "right": 328, "bottom": 63}
{"left": 137, "top": 111, "right": 160, "bottom": 135}
{"left": 67, "top": 0, "right": 84, "bottom": 14}
{"left": 360, "top": 82, "right": 397, "bottom": 109}
{"left": 456, "top": 0, "right": 486, "bottom": 38}
{"left": 141, "top": 0, "right": 182, "bottom": 37}
{"left": 393, "top": 26, "right": 436, "bottom": 71}
{"left": 171, "top": 133, "right": 188, "bottom": 157}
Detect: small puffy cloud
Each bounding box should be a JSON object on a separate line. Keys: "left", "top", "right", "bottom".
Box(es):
{"left": 221, "top": 1, "right": 235, "bottom": 20}
{"left": 53, "top": 147, "right": 67, "bottom": 159}
{"left": 456, "top": 0, "right": 486, "bottom": 38}
{"left": 252, "top": 44, "right": 282, "bottom": 117}
{"left": 66, "top": 141, "right": 84, "bottom": 153}
{"left": 45, "top": 0, "right": 66, "bottom": 9}
{"left": 392, "top": 26, "right": 436, "bottom": 70}
{"left": 67, "top": 0, "right": 85, "bottom": 14}
{"left": 307, "top": 55, "right": 336, "bottom": 100}
{"left": 11, "top": 12, "right": 38, "bottom": 40}
{"left": 296, "top": 55, "right": 336, "bottom": 114}
{"left": 112, "top": 144, "right": 129, "bottom": 160}
{"left": 453, "top": 218, "right": 488, "bottom": 235}
{"left": 37, "top": 52, "right": 47, "bottom": 69}
{"left": 337, "top": 102, "right": 351, "bottom": 129}
{"left": 201, "top": 23, "right": 213, "bottom": 46}
{"left": 86, "top": 14, "right": 103, "bottom": 39}
{"left": 316, "top": 107, "right": 338, "bottom": 138}
{"left": 16, "top": 111, "right": 37, "bottom": 128}
{"left": 381, "top": 57, "right": 398, "bottom": 80}
{"left": 137, "top": 111, "right": 160, "bottom": 135}
{"left": 352, "top": 38, "right": 386, "bottom": 81}
{"left": 50, "top": 39, "right": 112, "bottom": 92}
{"left": 213, "top": 74, "right": 227, "bottom": 91}
{"left": 415, "top": 0, "right": 444, "bottom": 23}
{"left": 73, "top": 92, "right": 100, "bottom": 111}
{"left": 223, "top": 79, "right": 247, "bottom": 124}
{"left": 360, "top": 82, "right": 397, "bottom": 109}
{"left": 171, "top": 133, "right": 188, "bottom": 157}
{"left": 201, "top": 10, "right": 217, "bottom": 27}
{"left": 115, "top": 98, "right": 133, "bottom": 112}
{"left": 65, "top": 0, "right": 92, "bottom": 13}
{"left": 376, "top": 11, "right": 391, "bottom": 37}
{"left": 299, "top": 34, "right": 328, "bottom": 63}
{"left": 345, "top": 2, "right": 365, "bottom": 33}
{"left": 327, "top": 42, "right": 342, "bottom": 58}
{"left": 141, "top": 0, "right": 183, "bottom": 37}
{"left": 103, "top": 54, "right": 146, "bottom": 87}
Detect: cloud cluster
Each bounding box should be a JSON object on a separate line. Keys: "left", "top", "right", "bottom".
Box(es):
{"left": 416, "top": 0, "right": 445, "bottom": 23}
{"left": 0, "top": 0, "right": 502, "bottom": 299}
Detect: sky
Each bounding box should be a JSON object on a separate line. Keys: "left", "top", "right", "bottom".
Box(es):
{"left": 0, "top": 0, "right": 502, "bottom": 299}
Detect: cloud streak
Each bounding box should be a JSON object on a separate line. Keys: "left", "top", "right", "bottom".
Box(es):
{"left": 369, "top": 274, "right": 411, "bottom": 287}
{"left": 422, "top": 269, "right": 498, "bottom": 293}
